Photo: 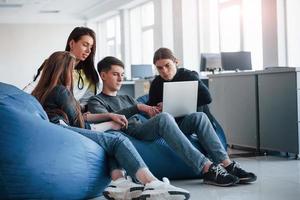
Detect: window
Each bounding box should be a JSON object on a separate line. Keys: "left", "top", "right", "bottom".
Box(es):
{"left": 219, "top": 3, "right": 241, "bottom": 51}
{"left": 199, "top": 0, "right": 263, "bottom": 69}
{"left": 98, "top": 15, "right": 121, "bottom": 59}
{"left": 243, "top": 0, "right": 262, "bottom": 69}
{"left": 198, "top": 0, "right": 220, "bottom": 53}
{"left": 129, "top": 1, "right": 154, "bottom": 64}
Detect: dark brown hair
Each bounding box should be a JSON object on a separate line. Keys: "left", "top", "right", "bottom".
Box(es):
{"left": 32, "top": 51, "right": 85, "bottom": 128}
{"left": 65, "top": 27, "right": 99, "bottom": 86}
{"left": 153, "top": 47, "right": 177, "bottom": 64}
{"left": 34, "top": 27, "right": 99, "bottom": 88}
{"left": 97, "top": 56, "right": 124, "bottom": 74}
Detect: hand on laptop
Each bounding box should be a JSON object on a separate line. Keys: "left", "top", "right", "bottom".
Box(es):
{"left": 156, "top": 102, "right": 163, "bottom": 112}
{"left": 137, "top": 104, "right": 160, "bottom": 118}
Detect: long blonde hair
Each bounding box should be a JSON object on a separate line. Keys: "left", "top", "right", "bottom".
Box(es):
{"left": 32, "top": 51, "right": 85, "bottom": 128}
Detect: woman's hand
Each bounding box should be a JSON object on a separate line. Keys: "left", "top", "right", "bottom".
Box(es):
{"left": 109, "top": 113, "right": 128, "bottom": 129}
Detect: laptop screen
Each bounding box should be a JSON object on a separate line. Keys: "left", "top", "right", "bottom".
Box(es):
{"left": 162, "top": 81, "right": 198, "bottom": 117}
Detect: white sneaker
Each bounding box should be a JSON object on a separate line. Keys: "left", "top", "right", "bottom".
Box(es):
{"left": 103, "top": 176, "right": 144, "bottom": 200}
{"left": 139, "top": 177, "right": 190, "bottom": 200}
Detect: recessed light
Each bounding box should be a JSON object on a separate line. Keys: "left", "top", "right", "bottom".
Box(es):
{"left": 39, "top": 10, "right": 60, "bottom": 13}
{"left": 0, "top": 4, "right": 23, "bottom": 8}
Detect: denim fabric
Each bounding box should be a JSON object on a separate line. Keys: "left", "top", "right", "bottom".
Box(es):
{"left": 178, "top": 112, "right": 229, "bottom": 163}
{"left": 126, "top": 112, "right": 228, "bottom": 175}
{"left": 62, "top": 126, "right": 147, "bottom": 177}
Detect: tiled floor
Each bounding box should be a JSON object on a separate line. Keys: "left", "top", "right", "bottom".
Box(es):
{"left": 93, "top": 156, "right": 300, "bottom": 200}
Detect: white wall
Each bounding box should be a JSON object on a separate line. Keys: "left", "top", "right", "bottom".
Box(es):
{"left": 0, "top": 23, "right": 82, "bottom": 89}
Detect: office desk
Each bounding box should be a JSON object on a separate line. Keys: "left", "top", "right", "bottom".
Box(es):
{"left": 119, "top": 80, "right": 151, "bottom": 98}
{"left": 118, "top": 81, "right": 135, "bottom": 97}
{"left": 208, "top": 68, "right": 300, "bottom": 155}
{"left": 208, "top": 71, "right": 258, "bottom": 150}
{"left": 257, "top": 67, "right": 300, "bottom": 154}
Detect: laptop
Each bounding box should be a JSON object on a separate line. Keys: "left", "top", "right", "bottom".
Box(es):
{"left": 163, "top": 81, "right": 198, "bottom": 117}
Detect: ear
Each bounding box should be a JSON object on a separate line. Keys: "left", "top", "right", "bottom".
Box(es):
{"left": 69, "top": 40, "right": 75, "bottom": 51}
{"left": 100, "top": 71, "right": 106, "bottom": 81}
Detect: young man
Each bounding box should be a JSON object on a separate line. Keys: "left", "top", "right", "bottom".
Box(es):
{"left": 88, "top": 56, "right": 257, "bottom": 188}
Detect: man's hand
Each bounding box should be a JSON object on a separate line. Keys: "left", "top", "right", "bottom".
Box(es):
{"left": 110, "top": 121, "right": 123, "bottom": 130}
{"left": 108, "top": 113, "right": 128, "bottom": 129}
{"left": 157, "top": 102, "right": 163, "bottom": 112}
{"left": 137, "top": 104, "right": 160, "bottom": 118}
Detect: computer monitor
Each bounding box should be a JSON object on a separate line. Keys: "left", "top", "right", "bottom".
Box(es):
{"left": 131, "top": 64, "right": 154, "bottom": 79}
{"left": 221, "top": 51, "right": 252, "bottom": 71}
{"left": 200, "top": 53, "right": 222, "bottom": 72}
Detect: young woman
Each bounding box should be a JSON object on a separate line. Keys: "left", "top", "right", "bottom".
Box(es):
{"left": 31, "top": 51, "right": 190, "bottom": 200}
{"left": 27, "top": 27, "right": 100, "bottom": 111}
{"left": 65, "top": 27, "right": 100, "bottom": 110}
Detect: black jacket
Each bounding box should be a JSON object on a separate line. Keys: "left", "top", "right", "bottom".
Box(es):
{"left": 43, "top": 85, "right": 86, "bottom": 128}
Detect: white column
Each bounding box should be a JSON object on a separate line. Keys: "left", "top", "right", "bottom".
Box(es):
{"left": 155, "top": 0, "right": 174, "bottom": 50}
{"left": 276, "top": 0, "right": 287, "bottom": 66}
{"left": 172, "top": 0, "right": 184, "bottom": 63}
{"left": 286, "top": 0, "right": 300, "bottom": 67}
{"left": 182, "top": 0, "right": 199, "bottom": 71}
{"left": 176, "top": 0, "right": 200, "bottom": 71}
{"left": 261, "top": 0, "right": 279, "bottom": 67}
{"left": 120, "top": 9, "right": 132, "bottom": 79}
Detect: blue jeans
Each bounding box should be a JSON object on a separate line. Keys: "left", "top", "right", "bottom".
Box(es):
{"left": 126, "top": 112, "right": 229, "bottom": 175}
{"left": 62, "top": 126, "right": 147, "bottom": 177}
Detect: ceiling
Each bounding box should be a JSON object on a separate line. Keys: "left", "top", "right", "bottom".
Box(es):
{"left": 0, "top": 0, "right": 109, "bottom": 23}
{"left": 0, "top": 0, "right": 148, "bottom": 23}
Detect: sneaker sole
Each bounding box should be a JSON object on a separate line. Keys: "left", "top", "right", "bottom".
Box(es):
{"left": 138, "top": 191, "right": 190, "bottom": 200}
{"left": 238, "top": 176, "right": 257, "bottom": 184}
{"left": 203, "top": 178, "right": 239, "bottom": 187}
{"left": 103, "top": 186, "right": 144, "bottom": 200}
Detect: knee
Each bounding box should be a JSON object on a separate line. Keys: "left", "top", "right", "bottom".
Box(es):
{"left": 157, "top": 112, "right": 175, "bottom": 122}
{"left": 109, "top": 131, "right": 130, "bottom": 143}
{"left": 189, "top": 112, "right": 209, "bottom": 122}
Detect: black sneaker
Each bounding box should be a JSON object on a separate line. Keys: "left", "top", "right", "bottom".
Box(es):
{"left": 225, "top": 161, "right": 257, "bottom": 184}
{"left": 203, "top": 164, "right": 239, "bottom": 187}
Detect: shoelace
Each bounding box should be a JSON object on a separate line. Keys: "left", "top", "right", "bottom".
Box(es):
{"left": 231, "top": 161, "right": 247, "bottom": 174}
{"left": 162, "top": 177, "right": 170, "bottom": 185}
{"left": 232, "top": 161, "right": 243, "bottom": 171}
{"left": 213, "top": 165, "right": 229, "bottom": 178}
{"left": 126, "top": 176, "right": 133, "bottom": 182}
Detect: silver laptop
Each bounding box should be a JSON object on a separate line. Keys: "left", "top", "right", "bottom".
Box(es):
{"left": 163, "top": 81, "right": 198, "bottom": 117}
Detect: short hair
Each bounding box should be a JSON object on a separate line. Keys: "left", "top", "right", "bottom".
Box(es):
{"left": 97, "top": 56, "right": 124, "bottom": 74}
{"left": 153, "top": 47, "right": 177, "bottom": 64}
